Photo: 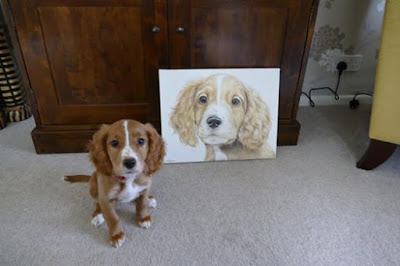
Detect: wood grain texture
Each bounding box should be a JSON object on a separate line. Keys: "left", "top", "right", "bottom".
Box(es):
{"left": 277, "top": 121, "right": 300, "bottom": 145}
{"left": 31, "top": 128, "right": 95, "bottom": 154}
{"left": 168, "top": 0, "right": 313, "bottom": 121}
{"left": 7, "top": 0, "right": 317, "bottom": 153}
{"left": 31, "top": 122, "right": 162, "bottom": 154}
{"left": 291, "top": 0, "right": 319, "bottom": 121}
{"left": 9, "top": 0, "right": 168, "bottom": 125}
{"left": 38, "top": 6, "right": 146, "bottom": 105}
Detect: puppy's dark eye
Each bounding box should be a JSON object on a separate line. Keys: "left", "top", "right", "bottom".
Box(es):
{"left": 232, "top": 98, "right": 241, "bottom": 106}
{"left": 199, "top": 95, "right": 208, "bottom": 104}
{"left": 110, "top": 140, "right": 119, "bottom": 147}
{"left": 137, "top": 138, "right": 145, "bottom": 146}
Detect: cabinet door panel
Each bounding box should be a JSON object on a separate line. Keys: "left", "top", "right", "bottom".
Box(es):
{"left": 168, "top": 0, "right": 313, "bottom": 120}
{"left": 10, "top": 0, "right": 167, "bottom": 125}
{"left": 192, "top": 7, "right": 286, "bottom": 67}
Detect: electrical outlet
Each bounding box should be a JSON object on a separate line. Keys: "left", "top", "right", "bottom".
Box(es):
{"left": 332, "top": 55, "right": 363, "bottom": 71}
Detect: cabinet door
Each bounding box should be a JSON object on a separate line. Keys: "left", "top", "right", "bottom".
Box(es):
{"left": 9, "top": 0, "right": 167, "bottom": 125}
{"left": 168, "top": 0, "right": 314, "bottom": 121}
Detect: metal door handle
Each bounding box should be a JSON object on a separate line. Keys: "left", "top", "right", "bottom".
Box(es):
{"left": 152, "top": 26, "right": 160, "bottom": 33}
{"left": 176, "top": 27, "right": 185, "bottom": 33}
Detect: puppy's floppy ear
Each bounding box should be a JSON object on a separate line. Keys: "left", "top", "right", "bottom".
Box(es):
{"left": 144, "top": 123, "right": 166, "bottom": 175}
{"left": 89, "top": 124, "right": 112, "bottom": 176}
{"left": 169, "top": 80, "right": 201, "bottom": 147}
{"left": 238, "top": 88, "right": 271, "bottom": 150}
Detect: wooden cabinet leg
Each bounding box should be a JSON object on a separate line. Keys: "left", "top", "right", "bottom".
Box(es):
{"left": 357, "top": 139, "right": 397, "bottom": 170}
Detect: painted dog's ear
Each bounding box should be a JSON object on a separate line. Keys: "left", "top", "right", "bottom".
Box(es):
{"left": 169, "top": 79, "right": 202, "bottom": 147}
{"left": 238, "top": 87, "right": 271, "bottom": 150}
{"left": 89, "top": 124, "right": 112, "bottom": 176}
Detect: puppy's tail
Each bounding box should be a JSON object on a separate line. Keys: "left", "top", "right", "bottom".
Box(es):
{"left": 64, "top": 175, "right": 91, "bottom": 183}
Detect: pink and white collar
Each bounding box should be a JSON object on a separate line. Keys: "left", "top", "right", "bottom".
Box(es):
{"left": 115, "top": 175, "right": 127, "bottom": 182}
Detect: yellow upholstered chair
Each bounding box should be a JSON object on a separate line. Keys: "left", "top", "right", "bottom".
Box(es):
{"left": 357, "top": 0, "right": 400, "bottom": 170}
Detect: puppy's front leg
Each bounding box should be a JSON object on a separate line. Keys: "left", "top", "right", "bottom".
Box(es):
{"left": 136, "top": 190, "right": 152, "bottom": 229}
{"left": 99, "top": 199, "right": 125, "bottom": 248}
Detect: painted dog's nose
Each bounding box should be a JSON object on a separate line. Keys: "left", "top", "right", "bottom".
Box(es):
{"left": 123, "top": 158, "right": 136, "bottom": 169}
{"left": 207, "top": 116, "right": 222, "bottom": 129}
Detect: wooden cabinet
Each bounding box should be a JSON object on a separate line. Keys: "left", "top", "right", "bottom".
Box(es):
{"left": 3, "top": 0, "right": 318, "bottom": 153}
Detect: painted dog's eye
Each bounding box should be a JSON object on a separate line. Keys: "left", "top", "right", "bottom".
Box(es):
{"left": 137, "top": 138, "right": 145, "bottom": 146}
{"left": 232, "top": 97, "right": 241, "bottom": 106}
{"left": 199, "top": 95, "right": 208, "bottom": 104}
{"left": 110, "top": 140, "right": 119, "bottom": 147}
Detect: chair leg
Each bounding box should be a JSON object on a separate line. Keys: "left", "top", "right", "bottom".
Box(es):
{"left": 357, "top": 139, "right": 397, "bottom": 170}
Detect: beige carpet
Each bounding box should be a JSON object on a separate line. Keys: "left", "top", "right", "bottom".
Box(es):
{"left": 1, "top": 106, "right": 399, "bottom": 265}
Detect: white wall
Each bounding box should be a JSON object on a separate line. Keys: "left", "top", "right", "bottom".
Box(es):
{"left": 301, "top": 0, "right": 386, "bottom": 103}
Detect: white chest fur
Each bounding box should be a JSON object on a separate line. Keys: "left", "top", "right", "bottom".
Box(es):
{"left": 213, "top": 146, "right": 228, "bottom": 160}
{"left": 117, "top": 179, "right": 148, "bottom": 203}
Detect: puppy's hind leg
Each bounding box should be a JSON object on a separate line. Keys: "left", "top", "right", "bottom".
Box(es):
{"left": 88, "top": 175, "right": 104, "bottom": 227}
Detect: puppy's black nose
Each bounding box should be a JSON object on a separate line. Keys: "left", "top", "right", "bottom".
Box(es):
{"left": 123, "top": 158, "right": 136, "bottom": 169}
{"left": 207, "top": 116, "right": 222, "bottom": 129}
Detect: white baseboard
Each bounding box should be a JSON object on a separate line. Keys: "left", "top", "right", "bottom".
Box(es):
{"left": 299, "top": 94, "right": 373, "bottom": 107}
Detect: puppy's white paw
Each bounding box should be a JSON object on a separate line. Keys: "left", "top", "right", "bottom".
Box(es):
{"left": 91, "top": 214, "right": 105, "bottom": 227}
{"left": 148, "top": 198, "right": 157, "bottom": 208}
{"left": 109, "top": 232, "right": 125, "bottom": 248}
{"left": 138, "top": 216, "right": 152, "bottom": 229}
{"left": 139, "top": 220, "right": 152, "bottom": 229}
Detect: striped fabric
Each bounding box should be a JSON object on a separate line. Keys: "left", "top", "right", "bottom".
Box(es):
{"left": 0, "top": 106, "right": 5, "bottom": 129}
{"left": 0, "top": 15, "right": 31, "bottom": 129}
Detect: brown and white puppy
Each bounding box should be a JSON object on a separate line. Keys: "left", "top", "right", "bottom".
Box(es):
{"left": 65, "top": 119, "right": 165, "bottom": 248}
{"left": 170, "top": 74, "right": 275, "bottom": 161}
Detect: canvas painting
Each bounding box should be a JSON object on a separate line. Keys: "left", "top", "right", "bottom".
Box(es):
{"left": 159, "top": 68, "right": 280, "bottom": 163}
